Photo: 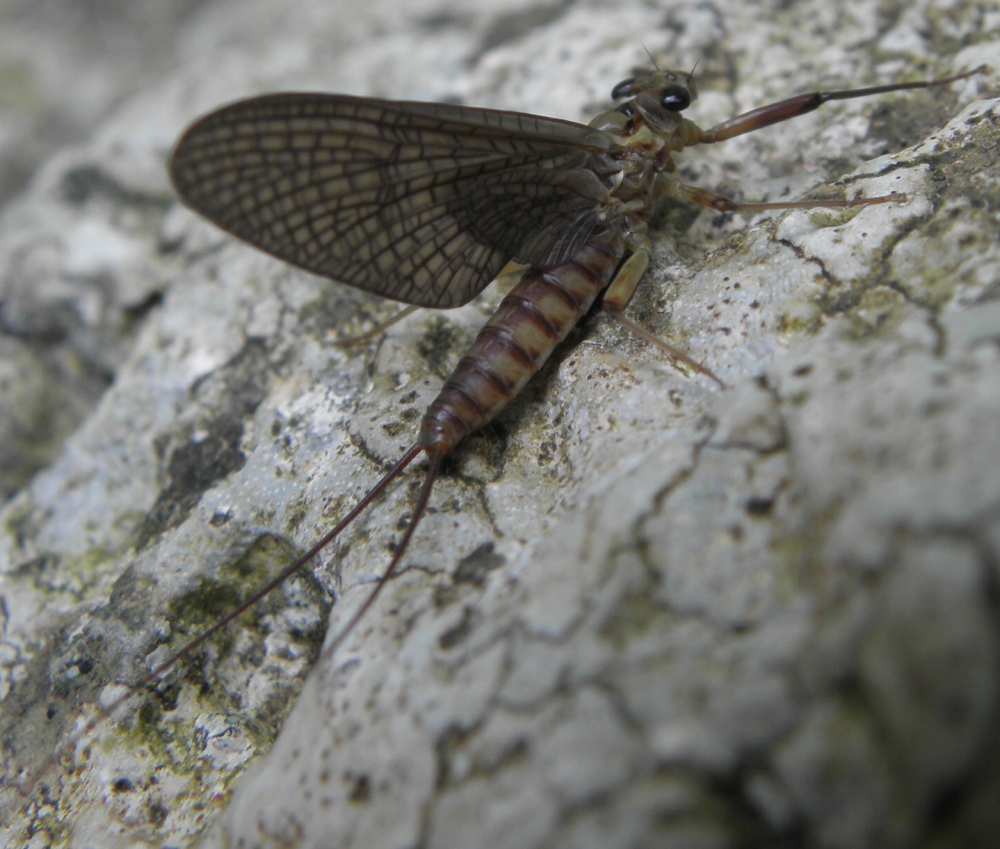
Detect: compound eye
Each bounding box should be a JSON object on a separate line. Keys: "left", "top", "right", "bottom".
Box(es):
{"left": 660, "top": 84, "right": 691, "bottom": 111}
{"left": 611, "top": 77, "right": 637, "bottom": 99}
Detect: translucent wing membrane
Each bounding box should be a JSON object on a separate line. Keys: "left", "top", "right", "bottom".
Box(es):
{"left": 169, "top": 94, "right": 617, "bottom": 307}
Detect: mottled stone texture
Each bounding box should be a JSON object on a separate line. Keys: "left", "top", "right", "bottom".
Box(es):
{"left": 1, "top": 1, "right": 998, "bottom": 848}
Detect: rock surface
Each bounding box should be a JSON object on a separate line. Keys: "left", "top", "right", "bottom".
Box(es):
{"left": 1, "top": 1, "right": 998, "bottom": 848}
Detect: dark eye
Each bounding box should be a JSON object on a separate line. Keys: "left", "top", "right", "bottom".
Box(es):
{"left": 661, "top": 84, "right": 691, "bottom": 111}
{"left": 611, "top": 77, "right": 637, "bottom": 99}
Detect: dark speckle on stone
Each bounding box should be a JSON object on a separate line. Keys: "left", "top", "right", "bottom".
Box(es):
{"left": 745, "top": 496, "right": 774, "bottom": 516}
{"left": 452, "top": 542, "right": 505, "bottom": 586}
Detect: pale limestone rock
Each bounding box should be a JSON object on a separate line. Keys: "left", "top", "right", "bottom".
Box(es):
{"left": 1, "top": 2, "right": 998, "bottom": 848}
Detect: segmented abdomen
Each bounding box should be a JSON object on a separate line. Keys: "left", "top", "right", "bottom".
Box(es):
{"left": 420, "top": 230, "right": 624, "bottom": 457}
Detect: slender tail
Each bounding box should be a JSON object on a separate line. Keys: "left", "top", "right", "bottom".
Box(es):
{"left": 322, "top": 450, "right": 441, "bottom": 660}
{"left": 144, "top": 442, "right": 426, "bottom": 681}
{"left": 16, "top": 442, "right": 425, "bottom": 795}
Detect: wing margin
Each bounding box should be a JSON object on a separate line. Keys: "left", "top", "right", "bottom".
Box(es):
{"left": 169, "top": 93, "right": 620, "bottom": 307}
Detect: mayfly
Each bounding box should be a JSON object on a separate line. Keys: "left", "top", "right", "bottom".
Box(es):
{"left": 163, "top": 62, "right": 984, "bottom": 662}
{"left": 14, "top": 60, "right": 985, "bottom": 795}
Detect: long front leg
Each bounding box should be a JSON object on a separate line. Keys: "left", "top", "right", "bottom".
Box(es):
{"left": 696, "top": 65, "right": 986, "bottom": 144}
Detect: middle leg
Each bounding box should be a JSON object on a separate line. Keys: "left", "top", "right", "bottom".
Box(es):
{"left": 658, "top": 176, "right": 904, "bottom": 216}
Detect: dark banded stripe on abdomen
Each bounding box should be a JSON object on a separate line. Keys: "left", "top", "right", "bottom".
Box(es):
{"left": 419, "top": 231, "right": 624, "bottom": 456}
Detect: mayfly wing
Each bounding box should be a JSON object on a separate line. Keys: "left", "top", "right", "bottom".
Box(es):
{"left": 169, "top": 93, "right": 619, "bottom": 308}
